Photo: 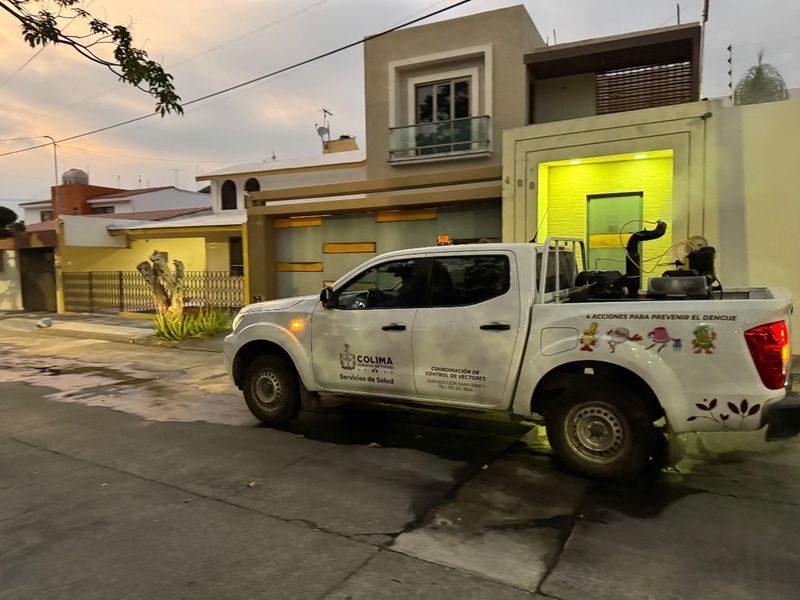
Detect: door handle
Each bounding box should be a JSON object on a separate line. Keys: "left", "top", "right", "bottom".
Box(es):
{"left": 480, "top": 322, "right": 511, "bottom": 331}
{"left": 382, "top": 323, "right": 406, "bottom": 331}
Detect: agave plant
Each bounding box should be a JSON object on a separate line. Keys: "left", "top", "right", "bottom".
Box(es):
{"left": 734, "top": 51, "right": 789, "bottom": 105}
{"left": 153, "top": 306, "right": 230, "bottom": 341}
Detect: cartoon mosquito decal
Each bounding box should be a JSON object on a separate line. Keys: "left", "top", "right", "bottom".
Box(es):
{"left": 646, "top": 327, "right": 682, "bottom": 353}
{"left": 606, "top": 327, "right": 642, "bottom": 353}
{"left": 692, "top": 324, "right": 716, "bottom": 354}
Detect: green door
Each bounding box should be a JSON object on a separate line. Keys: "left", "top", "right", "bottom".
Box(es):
{"left": 586, "top": 193, "right": 643, "bottom": 272}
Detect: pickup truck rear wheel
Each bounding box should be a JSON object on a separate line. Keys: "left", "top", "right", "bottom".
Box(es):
{"left": 243, "top": 355, "right": 300, "bottom": 426}
{"left": 546, "top": 385, "right": 657, "bottom": 480}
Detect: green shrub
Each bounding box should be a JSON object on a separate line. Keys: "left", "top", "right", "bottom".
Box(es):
{"left": 153, "top": 307, "right": 230, "bottom": 341}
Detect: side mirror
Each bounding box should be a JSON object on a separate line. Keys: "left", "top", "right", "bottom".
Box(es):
{"left": 320, "top": 286, "right": 335, "bottom": 308}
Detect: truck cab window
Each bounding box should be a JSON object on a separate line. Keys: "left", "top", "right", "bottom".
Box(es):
{"left": 335, "top": 259, "right": 422, "bottom": 309}
{"left": 429, "top": 255, "right": 510, "bottom": 306}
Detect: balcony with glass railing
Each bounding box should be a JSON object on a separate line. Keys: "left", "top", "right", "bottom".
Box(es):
{"left": 388, "top": 115, "right": 491, "bottom": 162}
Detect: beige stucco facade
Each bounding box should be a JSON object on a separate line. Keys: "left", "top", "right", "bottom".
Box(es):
{"left": 363, "top": 4, "right": 543, "bottom": 180}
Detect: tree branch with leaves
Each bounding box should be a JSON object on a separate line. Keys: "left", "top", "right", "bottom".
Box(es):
{"left": 1, "top": 0, "right": 182, "bottom": 115}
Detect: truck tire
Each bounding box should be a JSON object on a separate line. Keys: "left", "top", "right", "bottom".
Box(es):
{"left": 243, "top": 355, "right": 300, "bottom": 426}
{"left": 546, "top": 385, "right": 657, "bottom": 480}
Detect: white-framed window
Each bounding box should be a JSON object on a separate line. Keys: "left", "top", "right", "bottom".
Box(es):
{"left": 387, "top": 46, "right": 492, "bottom": 161}
{"left": 414, "top": 77, "right": 472, "bottom": 124}
{"left": 406, "top": 67, "right": 480, "bottom": 126}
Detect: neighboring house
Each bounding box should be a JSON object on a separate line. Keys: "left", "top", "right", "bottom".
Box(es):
{"left": 203, "top": 5, "right": 546, "bottom": 301}
{"left": 0, "top": 170, "right": 244, "bottom": 314}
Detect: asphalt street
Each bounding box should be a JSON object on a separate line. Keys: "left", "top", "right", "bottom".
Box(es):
{"left": 1, "top": 332, "right": 799, "bottom": 599}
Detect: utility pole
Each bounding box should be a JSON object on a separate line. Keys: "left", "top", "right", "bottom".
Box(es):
{"left": 0, "top": 135, "right": 59, "bottom": 185}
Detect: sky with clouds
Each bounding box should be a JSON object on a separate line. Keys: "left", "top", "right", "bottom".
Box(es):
{"left": 0, "top": 0, "right": 797, "bottom": 212}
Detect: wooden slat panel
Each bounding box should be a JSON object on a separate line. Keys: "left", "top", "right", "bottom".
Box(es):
{"left": 276, "top": 262, "right": 323, "bottom": 272}
{"left": 596, "top": 61, "right": 692, "bottom": 114}
{"left": 375, "top": 208, "right": 437, "bottom": 222}
{"left": 274, "top": 217, "right": 322, "bottom": 228}
{"left": 588, "top": 233, "right": 632, "bottom": 248}
{"left": 322, "top": 242, "right": 376, "bottom": 254}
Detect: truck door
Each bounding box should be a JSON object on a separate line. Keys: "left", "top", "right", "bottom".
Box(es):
{"left": 412, "top": 252, "right": 522, "bottom": 407}
{"left": 311, "top": 257, "right": 422, "bottom": 397}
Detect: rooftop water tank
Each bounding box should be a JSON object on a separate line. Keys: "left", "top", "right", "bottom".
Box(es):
{"left": 62, "top": 168, "right": 89, "bottom": 185}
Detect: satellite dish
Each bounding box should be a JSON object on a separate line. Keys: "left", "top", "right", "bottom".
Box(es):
{"left": 316, "top": 126, "right": 329, "bottom": 140}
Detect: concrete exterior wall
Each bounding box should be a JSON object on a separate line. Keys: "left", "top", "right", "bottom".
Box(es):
{"left": 53, "top": 183, "right": 121, "bottom": 217}
{"left": 205, "top": 241, "right": 230, "bottom": 272}
{"left": 90, "top": 200, "right": 132, "bottom": 213}
{"left": 22, "top": 204, "right": 51, "bottom": 225}
{"left": 504, "top": 96, "right": 800, "bottom": 348}
{"left": 502, "top": 101, "right": 709, "bottom": 247}
{"left": 60, "top": 215, "right": 137, "bottom": 247}
{"left": 533, "top": 73, "right": 597, "bottom": 123}
{"left": 0, "top": 250, "right": 23, "bottom": 310}
{"left": 59, "top": 237, "right": 207, "bottom": 273}
{"left": 126, "top": 189, "right": 211, "bottom": 212}
{"left": 712, "top": 99, "right": 800, "bottom": 342}
{"left": 364, "top": 5, "right": 543, "bottom": 180}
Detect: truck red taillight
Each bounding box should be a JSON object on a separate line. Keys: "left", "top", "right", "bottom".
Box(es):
{"left": 744, "top": 321, "right": 790, "bottom": 390}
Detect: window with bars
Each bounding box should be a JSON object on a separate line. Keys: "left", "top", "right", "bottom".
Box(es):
{"left": 91, "top": 206, "right": 115, "bottom": 214}
{"left": 596, "top": 61, "right": 693, "bottom": 115}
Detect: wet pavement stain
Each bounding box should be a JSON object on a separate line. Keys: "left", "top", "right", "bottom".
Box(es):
{"left": 284, "top": 401, "right": 531, "bottom": 463}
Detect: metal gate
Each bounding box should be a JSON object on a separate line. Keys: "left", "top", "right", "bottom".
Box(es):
{"left": 62, "top": 271, "right": 245, "bottom": 314}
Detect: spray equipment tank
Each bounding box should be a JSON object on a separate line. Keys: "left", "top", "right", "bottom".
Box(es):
{"left": 623, "top": 220, "right": 667, "bottom": 298}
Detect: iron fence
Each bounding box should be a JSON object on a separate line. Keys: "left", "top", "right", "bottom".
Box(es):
{"left": 63, "top": 270, "right": 245, "bottom": 315}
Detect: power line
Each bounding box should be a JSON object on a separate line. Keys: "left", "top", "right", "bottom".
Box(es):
{"left": 0, "top": 0, "right": 473, "bottom": 160}
{"left": 56, "top": 143, "right": 247, "bottom": 165}
{"left": 168, "top": 0, "right": 332, "bottom": 69}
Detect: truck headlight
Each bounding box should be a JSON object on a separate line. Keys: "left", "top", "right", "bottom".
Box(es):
{"left": 232, "top": 310, "right": 246, "bottom": 331}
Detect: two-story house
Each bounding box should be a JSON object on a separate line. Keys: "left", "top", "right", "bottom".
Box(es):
{"left": 229, "top": 5, "right": 545, "bottom": 301}
{"left": 232, "top": 5, "right": 707, "bottom": 302}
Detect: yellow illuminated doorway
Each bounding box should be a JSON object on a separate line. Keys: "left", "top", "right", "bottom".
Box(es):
{"left": 586, "top": 192, "right": 643, "bottom": 271}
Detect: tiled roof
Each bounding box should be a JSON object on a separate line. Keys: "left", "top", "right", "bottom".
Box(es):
{"left": 91, "top": 207, "right": 211, "bottom": 221}
{"left": 89, "top": 186, "right": 173, "bottom": 200}
{"left": 24, "top": 221, "right": 56, "bottom": 232}
{"left": 22, "top": 207, "right": 210, "bottom": 232}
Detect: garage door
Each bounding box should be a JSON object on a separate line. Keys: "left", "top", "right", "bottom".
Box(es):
{"left": 275, "top": 202, "right": 501, "bottom": 298}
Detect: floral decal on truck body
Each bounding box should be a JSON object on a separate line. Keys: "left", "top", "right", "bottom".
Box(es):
{"left": 687, "top": 398, "right": 762, "bottom": 430}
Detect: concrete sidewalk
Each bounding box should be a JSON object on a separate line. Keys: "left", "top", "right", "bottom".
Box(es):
{"left": 0, "top": 312, "right": 225, "bottom": 352}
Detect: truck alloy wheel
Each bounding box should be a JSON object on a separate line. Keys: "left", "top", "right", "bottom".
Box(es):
{"left": 243, "top": 355, "right": 301, "bottom": 426}
{"left": 546, "top": 386, "right": 656, "bottom": 480}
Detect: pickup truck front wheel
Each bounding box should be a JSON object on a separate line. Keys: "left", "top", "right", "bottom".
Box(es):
{"left": 547, "top": 386, "right": 657, "bottom": 480}
{"left": 243, "top": 355, "right": 300, "bottom": 426}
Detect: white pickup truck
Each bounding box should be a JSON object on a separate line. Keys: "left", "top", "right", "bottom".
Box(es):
{"left": 224, "top": 237, "right": 798, "bottom": 479}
